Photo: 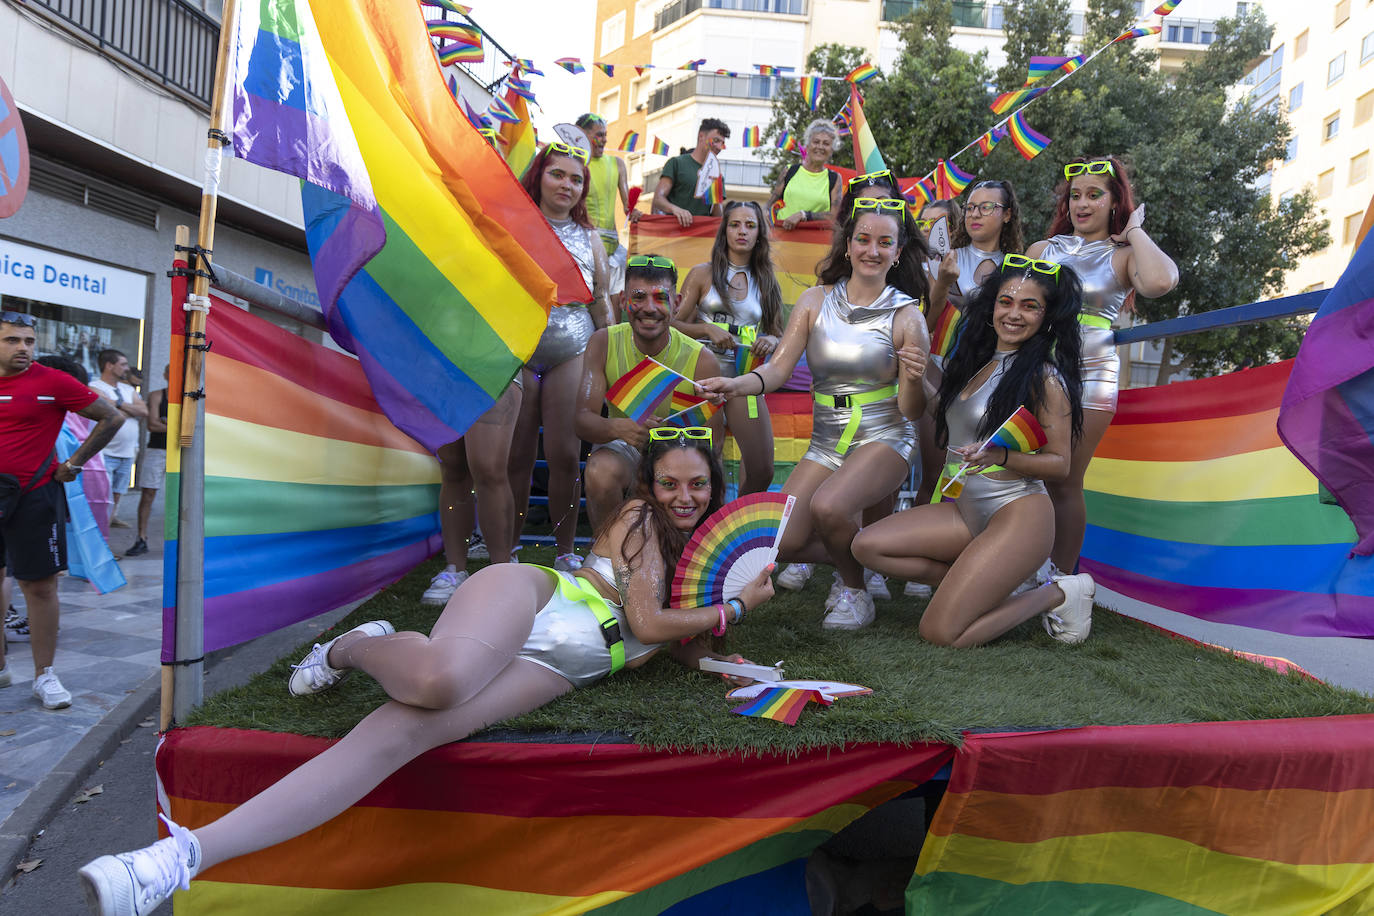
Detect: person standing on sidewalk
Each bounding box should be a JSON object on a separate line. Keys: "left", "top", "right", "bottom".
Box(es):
{"left": 126, "top": 365, "right": 167, "bottom": 557}
{"left": 0, "top": 312, "right": 124, "bottom": 707}
{"left": 88, "top": 349, "right": 146, "bottom": 530}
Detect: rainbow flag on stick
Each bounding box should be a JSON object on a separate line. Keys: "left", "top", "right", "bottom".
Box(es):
{"left": 846, "top": 62, "right": 878, "bottom": 84}
{"left": 700, "top": 173, "right": 725, "bottom": 206}
{"left": 606, "top": 357, "right": 693, "bottom": 423}
{"left": 731, "top": 687, "right": 831, "bottom": 725}
{"left": 664, "top": 391, "right": 722, "bottom": 428}
{"left": 800, "top": 75, "right": 822, "bottom": 110}
{"left": 619, "top": 131, "right": 641, "bottom": 152}
{"left": 943, "top": 406, "right": 1046, "bottom": 494}
{"left": 930, "top": 305, "right": 962, "bottom": 358}
{"left": 650, "top": 137, "right": 670, "bottom": 156}
{"left": 776, "top": 130, "right": 798, "bottom": 153}
{"left": 1007, "top": 110, "right": 1051, "bottom": 160}
{"left": 848, "top": 85, "right": 886, "bottom": 173}
{"left": 935, "top": 159, "right": 974, "bottom": 198}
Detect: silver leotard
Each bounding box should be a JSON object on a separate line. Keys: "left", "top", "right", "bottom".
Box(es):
{"left": 528, "top": 218, "right": 599, "bottom": 374}
{"left": 802, "top": 281, "right": 917, "bottom": 472}
{"left": 695, "top": 266, "right": 764, "bottom": 378}
{"left": 943, "top": 350, "right": 1047, "bottom": 537}
{"left": 931, "top": 244, "right": 1002, "bottom": 370}
{"left": 518, "top": 552, "right": 659, "bottom": 687}
{"left": 1040, "top": 235, "right": 1128, "bottom": 412}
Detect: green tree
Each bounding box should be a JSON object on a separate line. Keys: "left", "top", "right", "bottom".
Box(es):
{"left": 763, "top": 44, "right": 866, "bottom": 181}
{"left": 995, "top": 0, "right": 1073, "bottom": 92}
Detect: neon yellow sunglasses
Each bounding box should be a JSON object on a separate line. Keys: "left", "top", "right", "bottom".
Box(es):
{"left": 547, "top": 141, "right": 589, "bottom": 162}
{"left": 1002, "top": 253, "right": 1061, "bottom": 277}
{"left": 649, "top": 426, "right": 712, "bottom": 442}
{"left": 851, "top": 197, "right": 906, "bottom": 217}
{"left": 1064, "top": 160, "right": 1114, "bottom": 179}
{"left": 847, "top": 169, "right": 892, "bottom": 189}
{"left": 627, "top": 255, "right": 676, "bottom": 270}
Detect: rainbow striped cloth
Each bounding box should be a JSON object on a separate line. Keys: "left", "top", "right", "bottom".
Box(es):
{"left": 228, "top": 0, "right": 590, "bottom": 452}
{"left": 731, "top": 687, "right": 832, "bottom": 725}
{"left": 1007, "top": 110, "right": 1051, "bottom": 160}
{"left": 497, "top": 85, "right": 537, "bottom": 177}
{"left": 848, "top": 85, "right": 886, "bottom": 173}
{"left": 554, "top": 56, "right": 585, "bottom": 74}
{"left": 1154, "top": 0, "right": 1182, "bottom": 13}
{"left": 1114, "top": 24, "right": 1162, "bottom": 41}
{"left": 664, "top": 390, "right": 721, "bottom": 427}
{"left": 799, "top": 75, "right": 823, "bottom": 110}
{"left": 650, "top": 136, "right": 670, "bottom": 156}
{"left": 846, "top": 62, "right": 878, "bottom": 84}
{"left": 618, "top": 130, "right": 640, "bottom": 152}
{"left": 985, "top": 406, "right": 1048, "bottom": 453}
{"left": 607, "top": 356, "right": 691, "bottom": 423}
{"left": 935, "top": 159, "right": 975, "bottom": 198}
{"left": 740, "top": 125, "right": 761, "bottom": 148}
{"left": 594, "top": 61, "right": 614, "bottom": 77}
{"left": 930, "top": 304, "right": 962, "bottom": 358}
{"left": 990, "top": 84, "right": 1046, "bottom": 115}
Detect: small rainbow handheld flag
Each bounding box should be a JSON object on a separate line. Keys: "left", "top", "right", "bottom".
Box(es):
{"left": 799, "top": 75, "right": 823, "bottom": 110}
{"left": 619, "top": 131, "right": 641, "bottom": 152}
{"left": 555, "top": 57, "right": 585, "bottom": 74}
{"left": 664, "top": 391, "right": 721, "bottom": 427}
{"left": 985, "top": 406, "right": 1048, "bottom": 453}
{"left": 846, "top": 62, "right": 878, "bottom": 84}
{"left": 735, "top": 343, "right": 764, "bottom": 376}
{"left": 731, "top": 687, "right": 831, "bottom": 725}
{"left": 424, "top": 0, "right": 472, "bottom": 14}
{"left": 1113, "top": 25, "right": 1162, "bottom": 42}
{"left": 594, "top": 62, "right": 615, "bottom": 77}
{"left": 486, "top": 95, "right": 520, "bottom": 124}
{"left": 606, "top": 357, "right": 690, "bottom": 423}
{"left": 650, "top": 136, "right": 670, "bottom": 156}
{"left": 930, "top": 305, "right": 962, "bottom": 358}
{"left": 699, "top": 173, "right": 725, "bottom": 205}
{"left": 741, "top": 126, "right": 761, "bottom": 148}
{"left": 1007, "top": 110, "right": 1051, "bottom": 160}
{"left": 936, "top": 159, "right": 974, "bottom": 198}
{"left": 1154, "top": 0, "right": 1182, "bottom": 14}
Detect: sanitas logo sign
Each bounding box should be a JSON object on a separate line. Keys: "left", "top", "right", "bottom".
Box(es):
{"left": 255, "top": 267, "right": 320, "bottom": 308}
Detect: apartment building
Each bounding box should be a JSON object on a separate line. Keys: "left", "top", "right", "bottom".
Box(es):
{"left": 1252, "top": 0, "right": 1373, "bottom": 293}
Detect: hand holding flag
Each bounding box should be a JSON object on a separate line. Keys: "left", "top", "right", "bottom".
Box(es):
{"left": 942, "top": 406, "right": 1048, "bottom": 495}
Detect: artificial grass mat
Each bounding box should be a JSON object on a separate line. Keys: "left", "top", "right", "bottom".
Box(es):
{"left": 188, "top": 548, "right": 1374, "bottom": 753}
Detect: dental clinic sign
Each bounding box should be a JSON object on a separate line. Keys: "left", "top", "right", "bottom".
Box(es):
{"left": 0, "top": 237, "right": 147, "bottom": 319}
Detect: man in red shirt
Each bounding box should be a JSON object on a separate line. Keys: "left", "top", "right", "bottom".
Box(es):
{"left": 0, "top": 312, "right": 124, "bottom": 708}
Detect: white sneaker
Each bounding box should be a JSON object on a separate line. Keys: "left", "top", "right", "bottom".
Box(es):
{"left": 33, "top": 667, "right": 71, "bottom": 709}
{"left": 467, "top": 536, "right": 489, "bottom": 560}
{"left": 1012, "top": 559, "right": 1056, "bottom": 597}
{"left": 80, "top": 814, "right": 201, "bottom": 916}
{"left": 1043, "top": 573, "right": 1095, "bottom": 644}
{"left": 554, "top": 553, "right": 584, "bottom": 572}
{"left": 823, "top": 571, "right": 844, "bottom": 610}
{"left": 822, "top": 587, "right": 876, "bottom": 630}
{"left": 904, "top": 581, "right": 933, "bottom": 598}
{"left": 288, "top": 620, "right": 395, "bottom": 697}
{"left": 776, "top": 563, "right": 814, "bottom": 591}
{"left": 865, "top": 569, "right": 891, "bottom": 600}
{"left": 421, "top": 569, "right": 468, "bottom": 606}
{"left": 0, "top": 664, "right": 10, "bottom": 688}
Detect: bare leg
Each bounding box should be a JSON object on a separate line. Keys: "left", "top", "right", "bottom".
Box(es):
{"left": 915, "top": 412, "right": 942, "bottom": 506}
{"left": 584, "top": 449, "right": 636, "bottom": 532}
{"left": 724, "top": 396, "right": 775, "bottom": 496}
{"left": 1046, "top": 407, "right": 1114, "bottom": 573}
{"left": 853, "top": 502, "right": 970, "bottom": 587}
{"left": 435, "top": 441, "right": 476, "bottom": 570}
{"left": 538, "top": 358, "right": 586, "bottom": 555}
{"left": 465, "top": 384, "right": 522, "bottom": 564}
{"left": 507, "top": 369, "right": 541, "bottom": 550}
{"left": 807, "top": 444, "right": 912, "bottom": 588}
{"left": 135, "top": 488, "right": 157, "bottom": 541}
{"left": 17, "top": 575, "right": 59, "bottom": 674}
{"left": 193, "top": 565, "right": 570, "bottom": 870}
{"left": 777, "top": 460, "right": 837, "bottom": 566}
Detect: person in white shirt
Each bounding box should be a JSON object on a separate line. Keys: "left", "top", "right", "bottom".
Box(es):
{"left": 88, "top": 349, "right": 146, "bottom": 526}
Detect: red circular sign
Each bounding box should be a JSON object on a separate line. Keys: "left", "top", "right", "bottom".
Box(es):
{"left": 0, "top": 75, "right": 31, "bottom": 219}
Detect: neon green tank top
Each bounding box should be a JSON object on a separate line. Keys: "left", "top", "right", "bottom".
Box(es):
{"left": 605, "top": 324, "right": 703, "bottom": 420}
{"left": 586, "top": 155, "right": 621, "bottom": 254}
{"left": 776, "top": 165, "right": 832, "bottom": 220}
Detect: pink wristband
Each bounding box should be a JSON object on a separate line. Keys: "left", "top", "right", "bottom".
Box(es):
{"left": 712, "top": 604, "right": 728, "bottom": 637}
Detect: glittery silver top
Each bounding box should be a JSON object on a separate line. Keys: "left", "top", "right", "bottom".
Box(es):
{"left": 947, "top": 244, "right": 1003, "bottom": 308}
{"left": 1040, "top": 235, "right": 1128, "bottom": 323}
{"left": 807, "top": 281, "right": 917, "bottom": 397}
{"left": 548, "top": 217, "right": 598, "bottom": 301}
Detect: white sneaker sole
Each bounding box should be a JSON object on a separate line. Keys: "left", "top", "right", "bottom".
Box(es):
{"left": 78, "top": 856, "right": 131, "bottom": 916}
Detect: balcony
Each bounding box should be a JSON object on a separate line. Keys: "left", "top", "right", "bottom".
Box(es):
{"left": 647, "top": 73, "right": 782, "bottom": 115}
{"left": 23, "top": 0, "right": 219, "bottom": 108}
{"left": 881, "top": 0, "right": 1001, "bottom": 29}
{"left": 1162, "top": 18, "right": 1218, "bottom": 45}
{"left": 655, "top": 0, "right": 807, "bottom": 33}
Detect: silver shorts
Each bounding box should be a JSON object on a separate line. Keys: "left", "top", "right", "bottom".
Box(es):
{"left": 801, "top": 397, "right": 916, "bottom": 472}
{"left": 954, "top": 473, "right": 1048, "bottom": 537}
{"left": 590, "top": 437, "right": 642, "bottom": 468}
{"left": 528, "top": 305, "right": 595, "bottom": 375}
{"left": 1079, "top": 324, "right": 1119, "bottom": 412}
{"left": 518, "top": 570, "right": 635, "bottom": 687}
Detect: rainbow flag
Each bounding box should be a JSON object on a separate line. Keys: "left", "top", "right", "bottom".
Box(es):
{"left": 904, "top": 176, "right": 936, "bottom": 209}
{"left": 701, "top": 173, "right": 725, "bottom": 206}
{"left": 683, "top": 58, "right": 707, "bottom": 71}
{"left": 736, "top": 343, "right": 764, "bottom": 376}
{"left": 1154, "top": 0, "right": 1182, "bottom": 13}
{"left": 650, "top": 136, "right": 670, "bottom": 156}
{"left": 606, "top": 356, "right": 687, "bottom": 423}
{"left": 594, "top": 61, "right": 614, "bottom": 77}
{"left": 485, "top": 95, "right": 519, "bottom": 124}
{"left": 665, "top": 391, "right": 722, "bottom": 427}
{"left": 832, "top": 100, "right": 852, "bottom": 136}
{"left": 1082, "top": 358, "right": 1372, "bottom": 638}
{"left": 634, "top": 64, "right": 651, "bottom": 76}
{"left": 1114, "top": 25, "right": 1162, "bottom": 42}
{"left": 1007, "top": 109, "right": 1051, "bottom": 160}
{"left": 1279, "top": 224, "right": 1374, "bottom": 556}
{"left": 930, "top": 304, "right": 962, "bottom": 358}
{"left": 496, "top": 84, "right": 537, "bottom": 176}
{"left": 985, "top": 406, "right": 1048, "bottom": 453}
{"left": 990, "top": 84, "right": 1046, "bottom": 115}
{"left": 714, "top": 69, "right": 739, "bottom": 78}
{"left": 799, "top": 75, "right": 822, "bottom": 110}
{"left": 554, "top": 57, "right": 585, "bottom": 74}
{"left": 423, "top": 0, "right": 471, "bottom": 13}
{"left": 228, "top": 0, "right": 590, "bottom": 451}
{"left": 425, "top": 20, "right": 480, "bottom": 45}
{"left": 776, "top": 129, "right": 798, "bottom": 153}
{"left": 511, "top": 58, "right": 543, "bottom": 76}
{"left": 935, "top": 159, "right": 974, "bottom": 198}
{"left": 731, "top": 687, "right": 830, "bottom": 725}
{"left": 755, "top": 63, "right": 790, "bottom": 76}
{"left": 741, "top": 125, "right": 761, "bottom": 148}
{"left": 505, "top": 76, "right": 535, "bottom": 102}
{"left": 164, "top": 274, "right": 441, "bottom": 657}
{"left": 436, "top": 42, "right": 482, "bottom": 65}
{"left": 846, "top": 62, "right": 878, "bottom": 84}
{"left": 460, "top": 96, "right": 489, "bottom": 129}
{"left": 619, "top": 131, "right": 640, "bottom": 152}
{"left": 848, "top": 85, "right": 886, "bottom": 173}
{"left": 1024, "top": 55, "right": 1073, "bottom": 84}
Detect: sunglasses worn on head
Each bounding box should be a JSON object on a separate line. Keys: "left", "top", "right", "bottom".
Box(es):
{"left": 1003, "top": 253, "right": 1061, "bottom": 277}
{"left": 847, "top": 169, "right": 892, "bottom": 189}
{"left": 627, "top": 255, "right": 676, "bottom": 271}
{"left": 649, "top": 426, "right": 712, "bottom": 442}
{"left": 1064, "top": 160, "right": 1114, "bottom": 179}
{"left": 851, "top": 197, "right": 906, "bottom": 217}
{"left": 547, "top": 141, "right": 589, "bottom": 162}
{"left": 0, "top": 311, "right": 36, "bottom": 327}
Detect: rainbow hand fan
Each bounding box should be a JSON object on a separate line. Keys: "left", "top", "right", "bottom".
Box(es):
{"left": 671, "top": 492, "right": 796, "bottom": 607}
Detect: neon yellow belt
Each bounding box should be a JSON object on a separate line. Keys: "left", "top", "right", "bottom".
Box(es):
{"left": 814, "top": 384, "right": 898, "bottom": 455}
{"left": 1077, "top": 314, "right": 1111, "bottom": 329}
{"left": 719, "top": 324, "right": 761, "bottom": 418}
{"left": 553, "top": 570, "right": 625, "bottom": 674}
{"left": 930, "top": 460, "right": 1005, "bottom": 503}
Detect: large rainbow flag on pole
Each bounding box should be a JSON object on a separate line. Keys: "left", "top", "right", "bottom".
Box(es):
{"left": 497, "top": 82, "right": 538, "bottom": 179}
{"left": 228, "top": 0, "right": 589, "bottom": 451}
{"left": 848, "top": 85, "right": 886, "bottom": 174}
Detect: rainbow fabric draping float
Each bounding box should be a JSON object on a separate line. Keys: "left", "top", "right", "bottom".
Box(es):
{"left": 163, "top": 269, "right": 441, "bottom": 660}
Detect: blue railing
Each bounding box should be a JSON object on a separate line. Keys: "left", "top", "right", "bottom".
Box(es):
{"left": 1112, "top": 291, "right": 1324, "bottom": 345}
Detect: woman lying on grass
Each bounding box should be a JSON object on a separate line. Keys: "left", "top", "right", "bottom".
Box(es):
{"left": 852, "top": 256, "right": 1096, "bottom": 648}
{"left": 79, "top": 429, "right": 774, "bottom": 916}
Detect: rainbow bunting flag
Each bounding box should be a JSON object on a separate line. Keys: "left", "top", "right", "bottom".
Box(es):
{"left": 511, "top": 58, "right": 543, "bottom": 76}
{"left": 228, "top": 0, "right": 590, "bottom": 451}
{"left": 848, "top": 85, "right": 886, "bottom": 173}
{"left": 985, "top": 406, "right": 1049, "bottom": 453}
{"left": 799, "top": 75, "right": 823, "bottom": 110}
{"left": 714, "top": 69, "right": 739, "bottom": 78}
{"left": 505, "top": 76, "right": 535, "bottom": 102}
{"left": 904, "top": 177, "right": 936, "bottom": 209}
{"left": 846, "top": 62, "right": 878, "bottom": 84}
{"left": 1007, "top": 110, "right": 1051, "bottom": 160}
{"left": 497, "top": 85, "right": 537, "bottom": 176}
{"left": 935, "top": 159, "right": 974, "bottom": 198}
{"left": 683, "top": 58, "right": 707, "bottom": 71}
{"left": 990, "top": 84, "right": 1046, "bottom": 115}
{"left": 619, "top": 131, "right": 641, "bottom": 152}
{"left": 606, "top": 357, "right": 689, "bottom": 423}
{"left": 634, "top": 65, "right": 651, "bottom": 76}
{"left": 754, "top": 64, "right": 791, "bottom": 76}
{"left": 446, "top": 73, "right": 459, "bottom": 100}
{"left": 425, "top": 20, "right": 481, "bottom": 44}
{"left": 731, "top": 687, "right": 830, "bottom": 725}
{"left": 436, "top": 41, "right": 483, "bottom": 65}
{"left": 1154, "top": 0, "right": 1182, "bottom": 14}
{"left": 930, "top": 305, "right": 962, "bottom": 358}
{"left": 594, "top": 61, "right": 614, "bottom": 77}
{"left": 1025, "top": 55, "right": 1074, "bottom": 84}
{"left": 665, "top": 390, "right": 722, "bottom": 427}
{"left": 423, "top": 0, "right": 472, "bottom": 14}
{"left": 976, "top": 126, "right": 1003, "bottom": 156}
{"left": 1114, "top": 25, "right": 1162, "bottom": 42}
{"left": 460, "top": 96, "right": 490, "bottom": 129}
{"left": 486, "top": 95, "right": 519, "bottom": 124}
{"left": 555, "top": 57, "right": 585, "bottom": 74}
{"left": 650, "top": 136, "right": 671, "bottom": 156}
{"left": 741, "top": 126, "right": 761, "bottom": 148}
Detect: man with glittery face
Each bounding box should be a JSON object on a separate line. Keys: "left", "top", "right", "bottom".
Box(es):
{"left": 575, "top": 257, "right": 723, "bottom": 531}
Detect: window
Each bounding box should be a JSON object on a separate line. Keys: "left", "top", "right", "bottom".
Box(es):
{"left": 1285, "top": 136, "right": 1298, "bottom": 161}
{"left": 1295, "top": 29, "right": 1308, "bottom": 58}
{"left": 1344, "top": 212, "right": 1364, "bottom": 244}
{"left": 1235, "top": 1, "right": 1251, "bottom": 14}
{"left": 633, "top": 0, "right": 658, "bottom": 37}
{"left": 1362, "top": 30, "right": 1374, "bottom": 64}
{"left": 1324, "top": 111, "right": 1341, "bottom": 141}
{"left": 1317, "top": 169, "right": 1335, "bottom": 198}
{"left": 600, "top": 10, "right": 626, "bottom": 54}
{"left": 1328, "top": 52, "right": 1346, "bottom": 84}
{"left": 1358, "top": 90, "right": 1374, "bottom": 125}
{"left": 597, "top": 87, "right": 621, "bottom": 122}
{"left": 1352, "top": 151, "right": 1369, "bottom": 184}
{"left": 1335, "top": 0, "right": 1350, "bottom": 25}
{"left": 1289, "top": 82, "right": 1303, "bottom": 110}
{"left": 630, "top": 75, "right": 651, "bottom": 111}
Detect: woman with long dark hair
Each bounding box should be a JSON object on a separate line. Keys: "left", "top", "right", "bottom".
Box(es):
{"left": 80, "top": 433, "right": 773, "bottom": 915}
{"left": 700, "top": 197, "right": 931, "bottom": 630}
{"left": 1026, "top": 156, "right": 1177, "bottom": 575}
{"left": 853, "top": 257, "right": 1095, "bottom": 647}
{"left": 508, "top": 143, "right": 615, "bottom": 573}
{"left": 672, "top": 200, "right": 784, "bottom": 494}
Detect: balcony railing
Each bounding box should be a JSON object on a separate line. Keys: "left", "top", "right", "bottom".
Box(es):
{"left": 647, "top": 73, "right": 781, "bottom": 114}
{"left": 882, "top": 1, "right": 1084, "bottom": 32}
{"left": 1162, "top": 18, "right": 1217, "bottom": 45}
{"left": 23, "top": 0, "right": 219, "bottom": 108}
{"left": 655, "top": 0, "right": 807, "bottom": 32}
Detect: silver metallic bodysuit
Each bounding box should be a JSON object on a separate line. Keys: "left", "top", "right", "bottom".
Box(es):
{"left": 802, "top": 281, "right": 917, "bottom": 471}
{"left": 695, "top": 265, "right": 764, "bottom": 378}
{"left": 931, "top": 244, "right": 1002, "bottom": 370}
{"left": 517, "top": 552, "right": 659, "bottom": 687}
{"left": 528, "top": 218, "right": 599, "bottom": 374}
{"left": 943, "top": 350, "right": 1048, "bottom": 536}
{"left": 1040, "top": 234, "right": 1129, "bottom": 412}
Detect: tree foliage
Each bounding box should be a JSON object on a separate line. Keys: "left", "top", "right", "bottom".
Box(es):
{"left": 763, "top": 44, "right": 866, "bottom": 181}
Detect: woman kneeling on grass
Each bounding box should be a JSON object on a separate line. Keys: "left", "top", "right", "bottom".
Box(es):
{"left": 852, "top": 256, "right": 1096, "bottom": 647}
{"left": 79, "top": 430, "right": 773, "bottom": 916}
